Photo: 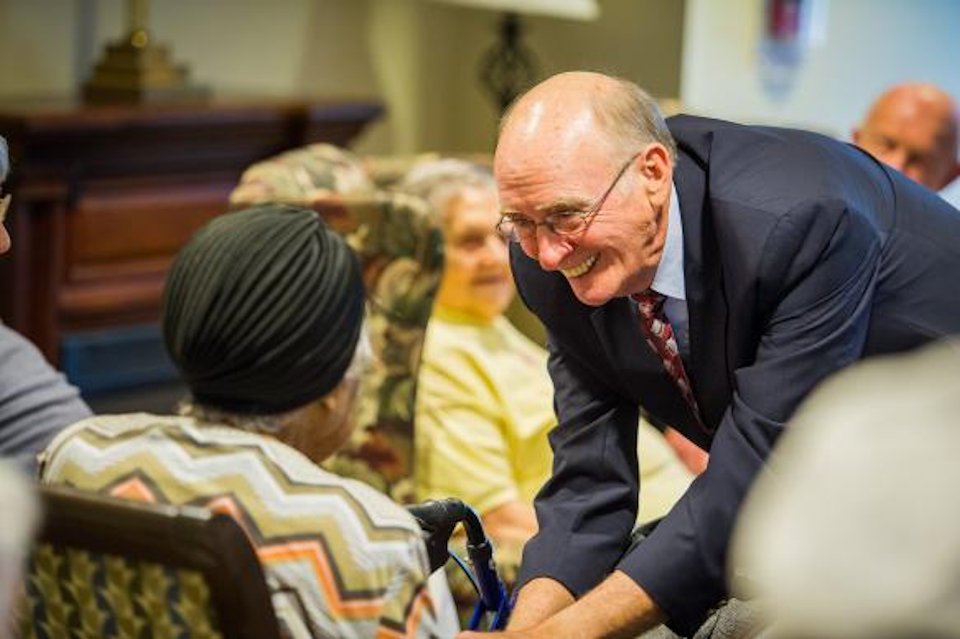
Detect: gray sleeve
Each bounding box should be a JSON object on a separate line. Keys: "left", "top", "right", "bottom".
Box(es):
{"left": 0, "top": 324, "right": 92, "bottom": 473}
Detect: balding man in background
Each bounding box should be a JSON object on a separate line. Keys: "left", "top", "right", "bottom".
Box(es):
{"left": 853, "top": 82, "right": 960, "bottom": 208}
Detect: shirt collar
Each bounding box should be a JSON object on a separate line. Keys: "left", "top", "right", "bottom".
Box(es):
{"left": 649, "top": 182, "right": 685, "bottom": 301}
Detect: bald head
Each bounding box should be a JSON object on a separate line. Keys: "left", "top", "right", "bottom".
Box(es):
{"left": 497, "top": 72, "right": 676, "bottom": 174}
{"left": 854, "top": 83, "right": 960, "bottom": 191}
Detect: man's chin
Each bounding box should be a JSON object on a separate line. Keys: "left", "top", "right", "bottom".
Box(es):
{"left": 567, "top": 278, "right": 615, "bottom": 307}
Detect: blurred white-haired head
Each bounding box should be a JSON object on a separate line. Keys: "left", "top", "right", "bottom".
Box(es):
{"left": 731, "top": 339, "right": 960, "bottom": 638}
{"left": 396, "top": 158, "right": 494, "bottom": 223}
{"left": 0, "top": 461, "right": 39, "bottom": 635}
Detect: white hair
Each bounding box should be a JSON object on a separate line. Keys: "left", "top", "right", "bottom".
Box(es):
{"left": 732, "top": 339, "right": 960, "bottom": 638}
{"left": 592, "top": 77, "right": 677, "bottom": 164}
{"left": 0, "top": 461, "right": 39, "bottom": 628}
{"left": 396, "top": 159, "right": 495, "bottom": 224}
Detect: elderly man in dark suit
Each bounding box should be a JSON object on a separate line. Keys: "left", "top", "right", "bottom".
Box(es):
{"left": 459, "top": 72, "right": 960, "bottom": 639}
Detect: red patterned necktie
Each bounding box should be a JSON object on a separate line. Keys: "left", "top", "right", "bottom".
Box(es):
{"left": 631, "top": 290, "right": 706, "bottom": 430}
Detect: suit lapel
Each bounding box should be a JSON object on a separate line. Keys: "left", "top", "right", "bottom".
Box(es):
{"left": 590, "top": 299, "right": 697, "bottom": 439}
{"left": 674, "top": 144, "right": 732, "bottom": 431}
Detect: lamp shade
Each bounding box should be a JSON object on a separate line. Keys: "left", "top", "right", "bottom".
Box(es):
{"left": 426, "top": 0, "right": 599, "bottom": 20}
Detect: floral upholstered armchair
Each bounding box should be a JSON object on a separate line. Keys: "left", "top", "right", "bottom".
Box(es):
{"left": 229, "top": 145, "right": 443, "bottom": 504}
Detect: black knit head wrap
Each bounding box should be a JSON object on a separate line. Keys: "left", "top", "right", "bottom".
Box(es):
{"left": 163, "top": 204, "right": 365, "bottom": 414}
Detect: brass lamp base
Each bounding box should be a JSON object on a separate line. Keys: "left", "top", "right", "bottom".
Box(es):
{"left": 82, "top": 35, "right": 209, "bottom": 105}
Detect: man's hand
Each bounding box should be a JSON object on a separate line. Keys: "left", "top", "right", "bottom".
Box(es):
{"left": 457, "top": 571, "right": 665, "bottom": 638}
{"left": 506, "top": 577, "right": 575, "bottom": 630}
{"left": 457, "top": 577, "right": 573, "bottom": 639}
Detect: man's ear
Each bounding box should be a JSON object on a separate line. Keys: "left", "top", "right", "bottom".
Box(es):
{"left": 640, "top": 144, "right": 671, "bottom": 183}
{"left": 639, "top": 143, "right": 673, "bottom": 206}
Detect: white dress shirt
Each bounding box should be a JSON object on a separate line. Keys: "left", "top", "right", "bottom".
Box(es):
{"left": 647, "top": 182, "right": 690, "bottom": 361}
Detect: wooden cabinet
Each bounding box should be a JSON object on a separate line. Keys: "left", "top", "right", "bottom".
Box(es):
{"left": 0, "top": 96, "right": 383, "bottom": 372}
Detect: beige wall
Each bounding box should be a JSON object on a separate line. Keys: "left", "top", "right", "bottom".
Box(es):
{"left": 0, "top": 1, "right": 80, "bottom": 95}
{"left": 0, "top": 0, "right": 379, "bottom": 98}
{"left": 681, "top": 0, "right": 960, "bottom": 137}
{"left": 0, "top": 0, "right": 685, "bottom": 155}
{"left": 370, "top": 0, "right": 685, "bottom": 154}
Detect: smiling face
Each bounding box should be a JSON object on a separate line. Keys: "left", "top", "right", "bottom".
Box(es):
{"left": 435, "top": 185, "right": 514, "bottom": 321}
{"left": 494, "top": 75, "right": 673, "bottom": 307}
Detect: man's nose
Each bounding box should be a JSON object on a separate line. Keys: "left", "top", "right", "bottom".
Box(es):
{"left": 535, "top": 230, "right": 572, "bottom": 271}
{"left": 903, "top": 166, "right": 926, "bottom": 185}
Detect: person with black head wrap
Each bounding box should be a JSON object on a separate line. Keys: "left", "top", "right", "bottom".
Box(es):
{"left": 37, "top": 204, "right": 460, "bottom": 638}
{"left": 163, "top": 204, "right": 369, "bottom": 461}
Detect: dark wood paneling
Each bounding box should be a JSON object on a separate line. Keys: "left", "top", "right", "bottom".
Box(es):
{"left": 0, "top": 96, "right": 384, "bottom": 362}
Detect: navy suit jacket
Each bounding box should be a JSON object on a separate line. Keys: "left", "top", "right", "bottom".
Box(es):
{"left": 513, "top": 115, "right": 960, "bottom": 634}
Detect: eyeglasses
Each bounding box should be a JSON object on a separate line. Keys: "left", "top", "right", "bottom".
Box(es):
{"left": 0, "top": 193, "right": 10, "bottom": 225}
{"left": 496, "top": 153, "right": 639, "bottom": 243}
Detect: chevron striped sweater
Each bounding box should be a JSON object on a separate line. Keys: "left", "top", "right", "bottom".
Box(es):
{"left": 39, "top": 413, "right": 455, "bottom": 638}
